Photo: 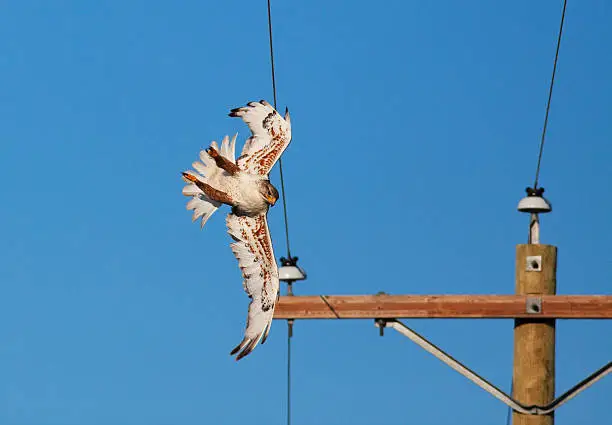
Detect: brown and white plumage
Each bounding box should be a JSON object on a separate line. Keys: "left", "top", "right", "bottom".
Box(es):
{"left": 181, "top": 100, "right": 292, "bottom": 360}
{"left": 226, "top": 214, "right": 279, "bottom": 360}
{"left": 182, "top": 135, "right": 237, "bottom": 227}
{"left": 230, "top": 99, "right": 292, "bottom": 175}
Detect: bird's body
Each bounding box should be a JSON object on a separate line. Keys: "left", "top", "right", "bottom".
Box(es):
{"left": 181, "top": 100, "right": 292, "bottom": 360}
{"left": 230, "top": 173, "right": 275, "bottom": 216}
{"left": 203, "top": 167, "right": 271, "bottom": 216}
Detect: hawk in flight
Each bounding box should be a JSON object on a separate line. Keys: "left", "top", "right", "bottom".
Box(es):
{"left": 181, "top": 100, "right": 292, "bottom": 360}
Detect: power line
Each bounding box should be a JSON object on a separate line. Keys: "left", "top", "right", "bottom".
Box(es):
{"left": 266, "top": 2, "right": 294, "bottom": 425}
{"left": 511, "top": 3, "right": 568, "bottom": 422}
{"left": 533, "top": 0, "right": 568, "bottom": 189}
{"left": 267, "top": 0, "right": 292, "bottom": 259}
{"left": 504, "top": 381, "right": 513, "bottom": 425}
{"left": 286, "top": 321, "right": 292, "bottom": 425}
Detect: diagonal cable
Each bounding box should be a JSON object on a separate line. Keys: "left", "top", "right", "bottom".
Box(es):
{"left": 267, "top": 0, "right": 292, "bottom": 259}
{"left": 266, "top": 3, "right": 294, "bottom": 425}
{"left": 533, "top": 0, "right": 568, "bottom": 189}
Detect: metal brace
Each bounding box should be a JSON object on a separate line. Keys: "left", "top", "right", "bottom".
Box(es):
{"left": 378, "top": 319, "right": 611, "bottom": 415}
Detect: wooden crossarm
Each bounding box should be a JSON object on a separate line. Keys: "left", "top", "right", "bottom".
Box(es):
{"left": 273, "top": 294, "right": 612, "bottom": 319}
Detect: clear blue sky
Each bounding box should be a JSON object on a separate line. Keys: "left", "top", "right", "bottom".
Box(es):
{"left": 1, "top": 1, "right": 610, "bottom": 424}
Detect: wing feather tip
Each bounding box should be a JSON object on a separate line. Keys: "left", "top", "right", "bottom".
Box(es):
{"left": 230, "top": 334, "right": 264, "bottom": 361}
{"left": 181, "top": 171, "right": 195, "bottom": 183}
{"left": 230, "top": 341, "right": 243, "bottom": 356}
{"left": 228, "top": 108, "right": 240, "bottom": 117}
{"left": 237, "top": 339, "right": 258, "bottom": 361}
{"left": 260, "top": 323, "right": 271, "bottom": 345}
{"left": 230, "top": 340, "right": 249, "bottom": 361}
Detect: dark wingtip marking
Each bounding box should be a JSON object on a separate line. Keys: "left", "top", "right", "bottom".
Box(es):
{"left": 235, "top": 339, "right": 258, "bottom": 361}
{"left": 229, "top": 107, "right": 243, "bottom": 117}
{"left": 182, "top": 172, "right": 196, "bottom": 182}
{"left": 230, "top": 343, "right": 242, "bottom": 356}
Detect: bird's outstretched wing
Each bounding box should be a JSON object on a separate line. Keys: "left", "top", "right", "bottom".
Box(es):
{"left": 229, "top": 100, "right": 292, "bottom": 176}
{"left": 226, "top": 213, "right": 279, "bottom": 360}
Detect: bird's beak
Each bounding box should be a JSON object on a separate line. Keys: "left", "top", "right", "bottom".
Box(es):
{"left": 266, "top": 195, "right": 278, "bottom": 206}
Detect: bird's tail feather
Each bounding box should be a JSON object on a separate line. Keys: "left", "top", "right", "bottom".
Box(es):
{"left": 182, "top": 135, "right": 237, "bottom": 228}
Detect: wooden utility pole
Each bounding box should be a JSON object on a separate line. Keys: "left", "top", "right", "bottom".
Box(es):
{"left": 513, "top": 244, "right": 557, "bottom": 425}
{"left": 274, "top": 247, "right": 612, "bottom": 420}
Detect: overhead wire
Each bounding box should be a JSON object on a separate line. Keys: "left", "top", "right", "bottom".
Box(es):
{"left": 508, "top": 5, "right": 569, "bottom": 423}
{"left": 533, "top": 0, "right": 568, "bottom": 189}
{"left": 267, "top": 0, "right": 292, "bottom": 260}
{"left": 262, "top": 0, "right": 571, "bottom": 423}
{"left": 265, "top": 2, "right": 293, "bottom": 425}
{"left": 269, "top": 0, "right": 569, "bottom": 423}
{"left": 504, "top": 382, "right": 513, "bottom": 425}
{"left": 286, "top": 321, "right": 292, "bottom": 425}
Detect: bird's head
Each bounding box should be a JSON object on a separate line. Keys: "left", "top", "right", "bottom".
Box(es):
{"left": 259, "top": 180, "right": 279, "bottom": 206}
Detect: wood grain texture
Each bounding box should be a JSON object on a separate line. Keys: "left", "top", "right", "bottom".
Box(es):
{"left": 273, "top": 294, "right": 612, "bottom": 319}
{"left": 513, "top": 244, "right": 556, "bottom": 425}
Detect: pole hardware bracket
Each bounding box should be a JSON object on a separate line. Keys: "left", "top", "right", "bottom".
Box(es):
{"left": 526, "top": 256, "right": 542, "bottom": 272}
{"left": 526, "top": 296, "right": 543, "bottom": 314}
{"left": 374, "top": 318, "right": 388, "bottom": 336}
